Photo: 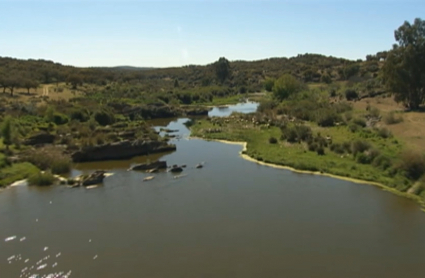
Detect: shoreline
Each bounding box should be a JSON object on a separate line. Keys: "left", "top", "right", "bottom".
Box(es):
{"left": 192, "top": 136, "right": 425, "bottom": 207}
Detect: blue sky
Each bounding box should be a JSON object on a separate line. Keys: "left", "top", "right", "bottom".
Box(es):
{"left": 0, "top": 0, "right": 424, "bottom": 67}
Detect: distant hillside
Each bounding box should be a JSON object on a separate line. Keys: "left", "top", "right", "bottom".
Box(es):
{"left": 96, "top": 66, "right": 156, "bottom": 71}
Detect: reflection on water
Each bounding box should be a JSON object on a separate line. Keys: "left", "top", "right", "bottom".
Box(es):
{"left": 1, "top": 103, "right": 425, "bottom": 278}
{"left": 208, "top": 101, "right": 259, "bottom": 117}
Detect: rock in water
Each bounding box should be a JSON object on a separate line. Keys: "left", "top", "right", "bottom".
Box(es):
{"left": 170, "top": 166, "right": 183, "bottom": 173}
{"left": 131, "top": 161, "right": 167, "bottom": 171}
{"left": 81, "top": 170, "right": 106, "bottom": 186}
{"left": 143, "top": 176, "right": 155, "bottom": 182}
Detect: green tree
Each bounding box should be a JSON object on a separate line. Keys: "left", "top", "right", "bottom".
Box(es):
{"left": 1, "top": 116, "right": 14, "bottom": 150}
{"left": 382, "top": 18, "right": 425, "bottom": 109}
{"left": 213, "top": 57, "right": 231, "bottom": 83}
{"left": 272, "top": 74, "right": 303, "bottom": 100}
{"left": 23, "top": 79, "right": 39, "bottom": 94}
{"left": 264, "top": 77, "right": 275, "bottom": 92}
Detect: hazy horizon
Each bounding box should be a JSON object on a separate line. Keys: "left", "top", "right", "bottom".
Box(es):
{"left": 1, "top": 0, "right": 424, "bottom": 68}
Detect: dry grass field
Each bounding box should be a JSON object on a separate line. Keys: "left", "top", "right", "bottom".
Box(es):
{"left": 353, "top": 96, "right": 425, "bottom": 152}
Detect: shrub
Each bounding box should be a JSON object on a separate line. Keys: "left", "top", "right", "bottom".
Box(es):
{"left": 70, "top": 108, "right": 90, "bottom": 122}
{"left": 317, "top": 147, "right": 325, "bottom": 156}
{"left": 344, "top": 112, "right": 353, "bottom": 122}
{"left": 351, "top": 140, "right": 371, "bottom": 155}
{"left": 94, "top": 110, "right": 115, "bottom": 126}
{"left": 330, "top": 143, "right": 345, "bottom": 154}
{"left": 51, "top": 159, "right": 71, "bottom": 175}
{"left": 348, "top": 123, "right": 360, "bottom": 133}
{"left": 52, "top": 113, "right": 69, "bottom": 125}
{"left": 342, "top": 141, "right": 352, "bottom": 153}
{"left": 308, "top": 142, "right": 318, "bottom": 152}
{"left": 268, "top": 137, "right": 278, "bottom": 144}
{"left": 317, "top": 110, "right": 341, "bottom": 127}
{"left": 384, "top": 111, "right": 403, "bottom": 125}
{"left": 352, "top": 117, "right": 367, "bottom": 127}
{"left": 369, "top": 106, "right": 380, "bottom": 118}
{"left": 281, "top": 125, "right": 312, "bottom": 143}
{"left": 296, "top": 125, "right": 313, "bottom": 141}
{"left": 23, "top": 146, "right": 71, "bottom": 174}
{"left": 273, "top": 74, "right": 303, "bottom": 100}
{"left": 356, "top": 153, "right": 373, "bottom": 164}
{"left": 264, "top": 78, "right": 275, "bottom": 92}
{"left": 398, "top": 151, "right": 425, "bottom": 180}
{"left": 281, "top": 126, "right": 298, "bottom": 143}
{"left": 376, "top": 127, "right": 392, "bottom": 138}
{"left": 372, "top": 154, "right": 392, "bottom": 170}
{"left": 345, "top": 89, "right": 358, "bottom": 100}
{"left": 28, "top": 171, "right": 55, "bottom": 186}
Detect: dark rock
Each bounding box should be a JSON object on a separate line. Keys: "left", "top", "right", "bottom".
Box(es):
{"left": 196, "top": 164, "right": 203, "bottom": 169}
{"left": 185, "top": 107, "right": 211, "bottom": 116}
{"left": 170, "top": 166, "right": 183, "bottom": 173}
{"left": 24, "top": 132, "right": 55, "bottom": 146}
{"left": 130, "top": 160, "right": 167, "bottom": 171}
{"left": 71, "top": 140, "right": 176, "bottom": 162}
{"left": 81, "top": 170, "right": 106, "bottom": 186}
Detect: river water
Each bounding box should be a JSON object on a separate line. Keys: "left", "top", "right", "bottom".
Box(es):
{"left": 1, "top": 102, "right": 425, "bottom": 278}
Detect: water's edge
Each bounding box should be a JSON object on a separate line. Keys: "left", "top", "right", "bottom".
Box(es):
{"left": 191, "top": 136, "right": 425, "bottom": 208}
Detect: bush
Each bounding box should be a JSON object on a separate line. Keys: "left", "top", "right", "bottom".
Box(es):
{"left": 268, "top": 137, "right": 278, "bottom": 144}
{"left": 23, "top": 146, "right": 71, "bottom": 174}
{"left": 348, "top": 123, "right": 360, "bottom": 133}
{"left": 398, "top": 151, "right": 425, "bottom": 180}
{"left": 296, "top": 125, "right": 313, "bottom": 141}
{"left": 376, "top": 127, "right": 392, "bottom": 138}
{"left": 317, "top": 147, "right": 325, "bottom": 156}
{"left": 273, "top": 74, "right": 303, "bottom": 100}
{"left": 317, "top": 110, "right": 341, "bottom": 127}
{"left": 372, "top": 154, "right": 392, "bottom": 170}
{"left": 94, "top": 110, "right": 115, "bottom": 126}
{"left": 352, "top": 117, "right": 367, "bottom": 127}
{"left": 51, "top": 159, "right": 71, "bottom": 175}
{"left": 308, "top": 142, "right": 318, "bottom": 152}
{"left": 384, "top": 111, "right": 403, "bottom": 125}
{"left": 356, "top": 153, "right": 373, "bottom": 164}
{"left": 368, "top": 106, "right": 380, "bottom": 118}
{"left": 28, "top": 171, "right": 55, "bottom": 186}
{"left": 264, "top": 78, "right": 275, "bottom": 92}
{"left": 281, "top": 125, "right": 312, "bottom": 143}
{"left": 330, "top": 143, "right": 345, "bottom": 154}
{"left": 351, "top": 140, "right": 371, "bottom": 155}
{"left": 70, "top": 108, "right": 90, "bottom": 122}
{"left": 345, "top": 89, "right": 358, "bottom": 100}
{"left": 52, "top": 113, "right": 69, "bottom": 125}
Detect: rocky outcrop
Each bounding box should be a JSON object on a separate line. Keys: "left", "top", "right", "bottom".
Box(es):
{"left": 170, "top": 165, "right": 184, "bottom": 173}
{"left": 71, "top": 140, "right": 176, "bottom": 162}
{"left": 130, "top": 160, "right": 167, "bottom": 171}
{"left": 81, "top": 171, "right": 106, "bottom": 186}
{"left": 24, "top": 132, "right": 55, "bottom": 146}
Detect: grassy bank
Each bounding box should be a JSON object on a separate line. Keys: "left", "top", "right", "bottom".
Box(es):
{"left": 190, "top": 116, "right": 425, "bottom": 206}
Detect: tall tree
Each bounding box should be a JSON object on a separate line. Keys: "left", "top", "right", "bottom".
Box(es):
{"left": 382, "top": 18, "right": 425, "bottom": 109}
{"left": 213, "top": 57, "right": 231, "bottom": 83}
{"left": 1, "top": 116, "right": 13, "bottom": 150}
{"left": 272, "top": 74, "right": 303, "bottom": 100}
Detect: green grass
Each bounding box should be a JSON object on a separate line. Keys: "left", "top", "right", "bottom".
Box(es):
{"left": 0, "top": 162, "right": 40, "bottom": 187}
{"left": 200, "top": 94, "right": 243, "bottom": 106}
{"left": 190, "top": 118, "right": 423, "bottom": 204}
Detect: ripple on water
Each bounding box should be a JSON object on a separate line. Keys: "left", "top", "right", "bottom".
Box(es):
{"left": 5, "top": 236, "right": 72, "bottom": 278}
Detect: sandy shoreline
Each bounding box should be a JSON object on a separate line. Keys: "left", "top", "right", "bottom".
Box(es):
{"left": 192, "top": 137, "right": 424, "bottom": 206}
